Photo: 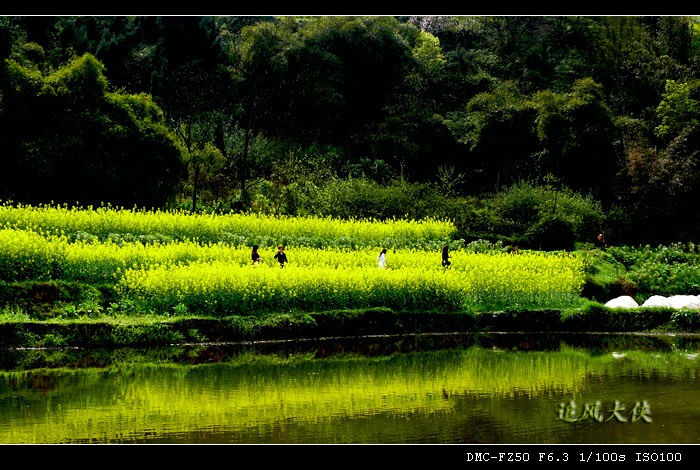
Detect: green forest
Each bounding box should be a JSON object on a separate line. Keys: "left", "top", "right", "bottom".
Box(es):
{"left": 2, "top": 16, "right": 700, "bottom": 249}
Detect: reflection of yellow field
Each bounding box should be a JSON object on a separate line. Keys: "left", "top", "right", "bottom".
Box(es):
{"left": 2, "top": 347, "right": 686, "bottom": 444}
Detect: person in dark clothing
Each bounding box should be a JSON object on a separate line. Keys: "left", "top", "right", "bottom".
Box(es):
{"left": 596, "top": 232, "right": 607, "bottom": 248}
{"left": 274, "top": 245, "right": 288, "bottom": 268}
{"left": 441, "top": 245, "right": 452, "bottom": 270}
{"left": 251, "top": 245, "right": 263, "bottom": 264}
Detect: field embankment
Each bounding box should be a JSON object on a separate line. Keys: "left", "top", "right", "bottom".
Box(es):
{"left": 0, "top": 203, "right": 699, "bottom": 348}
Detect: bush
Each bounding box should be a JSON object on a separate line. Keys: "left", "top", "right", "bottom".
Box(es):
{"left": 606, "top": 243, "right": 700, "bottom": 298}
{"left": 526, "top": 215, "right": 576, "bottom": 251}
{"left": 304, "top": 177, "right": 448, "bottom": 221}
{"left": 669, "top": 310, "right": 700, "bottom": 331}
{"left": 465, "top": 181, "right": 605, "bottom": 248}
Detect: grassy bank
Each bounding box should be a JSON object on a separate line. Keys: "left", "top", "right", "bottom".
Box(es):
{"left": 1, "top": 302, "right": 699, "bottom": 349}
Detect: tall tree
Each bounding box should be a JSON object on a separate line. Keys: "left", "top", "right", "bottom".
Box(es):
{"left": 531, "top": 77, "right": 618, "bottom": 203}
{"left": 444, "top": 80, "right": 540, "bottom": 193}
{"left": 0, "top": 52, "right": 185, "bottom": 208}
{"left": 623, "top": 78, "right": 700, "bottom": 243}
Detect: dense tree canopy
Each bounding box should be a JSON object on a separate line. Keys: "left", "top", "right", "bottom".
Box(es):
{"left": 1, "top": 15, "right": 700, "bottom": 246}
{"left": 0, "top": 52, "right": 185, "bottom": 207}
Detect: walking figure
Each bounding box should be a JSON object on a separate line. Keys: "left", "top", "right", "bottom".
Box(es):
{"left": 251, "top": 245, "right": 263, "bottom": 264}
{"left": 597, "top": 232, "right": 607, "bottom": 248}
{"left": 441, "top": 245, "right": 452, "bottom": 270}
{"left": 274, "top": 245, "right": 288, "bottom": 268}
{"left": 377, "top": 248, "right": 387, "bottom": 269}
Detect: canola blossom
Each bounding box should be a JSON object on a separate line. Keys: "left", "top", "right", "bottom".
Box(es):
{"left": 0, "top": 204, "right": 587, "bottom": 316}
{"left": 0, "top": 202, "right": 455, "bottom": 249}
{"left": 114, "top": 252, "right": 585, "bottom": 316}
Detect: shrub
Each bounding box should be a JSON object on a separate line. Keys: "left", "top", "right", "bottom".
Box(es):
{"left": 467, "top": 181, "right": 605, "bottom": 248}
{"left": 526, "top": 215, "right": 576, "bottom": 251}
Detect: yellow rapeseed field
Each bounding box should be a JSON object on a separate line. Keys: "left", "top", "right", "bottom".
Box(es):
{"left": 0, "top": 203, "right": 586, "bottom": 316}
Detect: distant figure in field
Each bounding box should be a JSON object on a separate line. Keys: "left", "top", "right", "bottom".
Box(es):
{"left": 274, "top": 245, "right": 288, "bottom": 268}
{"left": 441, "top": 245, "right": 451, "bottom": 270}
{"left": 251, "top": 245, "right": 263, "bottom": 264}
{"left": 597, "top": 232, "right": 607, "bottom": 248}
{"left": 377, "top": 248, "right": 387, "bottom": 269}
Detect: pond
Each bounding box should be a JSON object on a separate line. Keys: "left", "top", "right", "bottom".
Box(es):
{"left": 0, "top": 332, "right": 699, "bottom": 445}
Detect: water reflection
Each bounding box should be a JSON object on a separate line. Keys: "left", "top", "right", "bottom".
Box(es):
{"left": 0, "top": 332, "right": 699, "bottom": 444}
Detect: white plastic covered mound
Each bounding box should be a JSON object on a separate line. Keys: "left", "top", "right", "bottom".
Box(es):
{"left": 667, "top": 295, "right": 700, "bottom": 309}
{"left": 604, "top": 296, "right": 639, "bottom": 308}
{"left": 607, "top": 295, "right": 700, "bottom": 309}
{"left": 641, "top": 295, "right": 671, "bottom": 308}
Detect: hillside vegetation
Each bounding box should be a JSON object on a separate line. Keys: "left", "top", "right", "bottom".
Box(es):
{"left": 3, "top": 17, "right": 700, "bottom": 246}
{"left": 1, "top": 204, "right": 699, "bottom": 348}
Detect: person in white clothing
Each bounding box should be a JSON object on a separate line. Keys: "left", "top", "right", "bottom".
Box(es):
{"left": 377, "top": 248, "right": 387, "bottom": 269}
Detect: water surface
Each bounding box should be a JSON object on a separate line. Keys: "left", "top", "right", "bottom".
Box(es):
{"left": 1, "top": 332, "right": 698, "bottom": 444}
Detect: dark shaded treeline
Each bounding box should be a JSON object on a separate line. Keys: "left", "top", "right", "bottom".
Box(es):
{"left": 1, "top": 16, "right": 700, "bottom": 246}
